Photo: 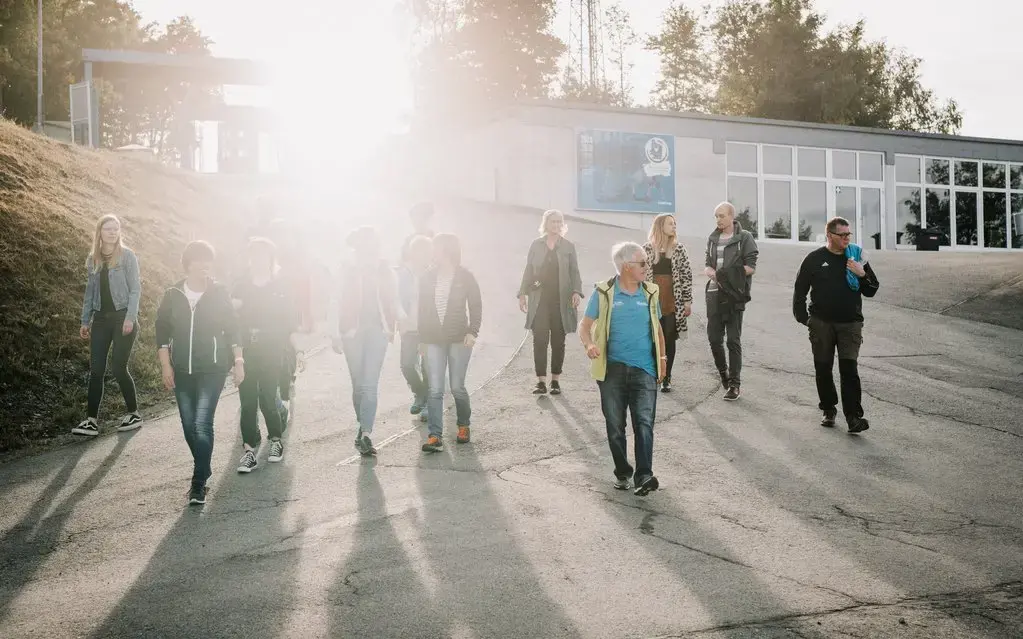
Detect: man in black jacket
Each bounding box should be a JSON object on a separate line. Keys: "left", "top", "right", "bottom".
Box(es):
{"left": 704, "top": 202, "right": 758, "bottom": 401}
{"left": 793, "top": 216, "right": 880, "bottom": 434}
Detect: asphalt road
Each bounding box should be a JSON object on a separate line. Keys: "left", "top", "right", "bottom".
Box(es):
{"left": 1, "top": 200, "right": 1021, "bottom": 638}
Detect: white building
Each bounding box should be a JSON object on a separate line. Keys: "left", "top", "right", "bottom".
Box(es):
{"left": 430, "top": 101, "right": 1023, "bottom": 251}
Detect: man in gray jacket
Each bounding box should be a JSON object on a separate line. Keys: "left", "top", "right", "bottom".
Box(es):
{"left": 704, "top": 202, "right": 758, "bottom": 401}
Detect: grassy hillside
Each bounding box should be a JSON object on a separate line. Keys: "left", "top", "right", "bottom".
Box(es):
{"left": 0, "top": 120, "right": 253, "bottom": 452}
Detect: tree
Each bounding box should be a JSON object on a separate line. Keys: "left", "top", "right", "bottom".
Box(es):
{"left": 603, "top": 3, "right": 637, "bottom": 106}
{"left": 647, "top": 0, "right": 962, "bottom": 134}
{"left": 646, "top": 2, "right": 713, "bottom": 113}
{"left": 407, "top": 0, "right": 564, "bottom": 127}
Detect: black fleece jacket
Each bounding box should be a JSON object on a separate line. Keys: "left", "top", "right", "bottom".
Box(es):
{"left": 155, "top": 279, "right": 241, "bottom": 375}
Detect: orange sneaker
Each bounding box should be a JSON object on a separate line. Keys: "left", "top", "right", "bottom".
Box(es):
{"left": 422, "top": 435, "right": 443, "bottom": 453}
{"left": 456, "top": 426, "right": 471, "bottom": 444}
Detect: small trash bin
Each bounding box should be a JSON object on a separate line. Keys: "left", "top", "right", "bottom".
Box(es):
{"left": 916, "top": 227, "right": 943, "bottom": 251}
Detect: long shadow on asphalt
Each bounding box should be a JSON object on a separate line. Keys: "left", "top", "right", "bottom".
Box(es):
{"left": 554, "top": 390, "right": 817, "bottom": 635}
{"left": 689, "top": 405, "right": 1021, "bottom": 619}
{"left": 413, "top": 429, "right": 584, "bottom": 638}
{"left": 0, "top": 435, "right": 130, "bottom": 625}
{"left": 328, "top": 459, "right": 450, "bottom": 637}
{"left": 88, "top": 403, "right": 300, "bottom": 638}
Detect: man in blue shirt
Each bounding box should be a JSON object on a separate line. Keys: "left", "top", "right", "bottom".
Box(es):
{"left": 580, "top": 241, "right": 667, "bottom": 496}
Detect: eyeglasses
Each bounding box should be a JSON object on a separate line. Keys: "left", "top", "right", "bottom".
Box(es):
{"left": 629, "top": 260, "right": 649, "bottom": 268}
{"left": 829, "top": 231, "right": 853, "bottom": 239}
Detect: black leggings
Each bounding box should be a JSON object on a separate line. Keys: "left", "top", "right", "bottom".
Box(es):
{"left": 239, "top": 346, "right": 284, "bottom": 448}
{"left": 87, "top": 310, "right": 138, "bottom": 418}
{"left": 660, "top": 315, "right": 678, "bottom": 378}
{"left": 532, "top": 295, "right": 566, "bottom": 377}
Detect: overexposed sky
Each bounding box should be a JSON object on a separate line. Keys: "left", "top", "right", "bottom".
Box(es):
{"left": 131, "top": 0, "right": 1023, "bottom": 142}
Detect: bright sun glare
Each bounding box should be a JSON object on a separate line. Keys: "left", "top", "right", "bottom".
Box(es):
{"left": 263, "top": 2, "right": 412, "bottom": 183}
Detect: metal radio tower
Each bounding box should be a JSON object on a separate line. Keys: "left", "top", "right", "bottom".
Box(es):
{"left": 568, "top": 0, "right": 606, "bottom": 88}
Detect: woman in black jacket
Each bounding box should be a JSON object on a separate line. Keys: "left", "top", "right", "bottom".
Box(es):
{"left": 418, "top": 233, "right": 482, "bottom": 453}
{"left": 156, "top": 240, "right": 244, "bottom": 506}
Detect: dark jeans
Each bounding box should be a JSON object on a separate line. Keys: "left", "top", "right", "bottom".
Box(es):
{"left": 597, "top": 362, "right": 657, "bottom": 483}
{"left": 174, "top": 371, "right": 227, "bottom": 488}
{"left": 86, "top": 310, "right": 139, "bottom": 418}
{"left": 279, "top": 342, "right": 296, "bottom": 401}
{"left": 400, "top": 331, "right": 428, "bottom": 406}
{"left": 808, "top": 316, "right": 865, "bottom": 420}
{"left": 425, "top": 342, "right": 473, "bottom": 437}
{"left": 239, "top": 345, "right": 285, "bottom": 448}
{"left": 532, "top": 294, "right": 566, "bottom": 377}
{"left": 707, "top": 306, "right": 744, "bottom": 386}
{"left": 660, "top": 315, "right": 678, "bottom": 379}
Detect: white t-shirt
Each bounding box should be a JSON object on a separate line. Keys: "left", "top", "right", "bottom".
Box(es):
{"left": 434, "top": 271, "right": 454, "bottom": 323}
{"left": 184, "top": 283, "right": 204, "bottom": 310}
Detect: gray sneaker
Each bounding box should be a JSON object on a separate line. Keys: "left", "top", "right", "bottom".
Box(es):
{"left": 237, "top": 450, "right": 258, "bottom": 473}
{"left": 613, "top": 477, "right": 632, "bottom": 491}
{"left": 354, "top": 431, "right": 377, "bottom": 456}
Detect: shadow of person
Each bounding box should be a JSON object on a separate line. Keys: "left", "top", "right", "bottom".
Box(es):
{"left": 87, "top": 420, "right": 299, "bottom": 638}
{"left": 328, "top": 459, "right": 448, "bottom": 637}
{"left": 412, "top": 434, "right": 584, "bottom": 638}
{"left": 0, "top": 435, "right": 130, "bottom": 624}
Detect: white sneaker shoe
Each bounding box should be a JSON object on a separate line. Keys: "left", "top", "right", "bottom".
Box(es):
{"left": 71, "top": 418, "right": 99, "bottom": 437}
{"left": 117, "top": 413, "right": 143, "bottom": 432}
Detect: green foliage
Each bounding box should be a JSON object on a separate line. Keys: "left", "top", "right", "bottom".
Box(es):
{"left": 0, "top": 2, "right": 213, "bottom": 158}
{"left": 648, "top": 0, "right": 962, "bottom": 134}
{"left": 408, "top": 0, "right": 564, "bottom": 126}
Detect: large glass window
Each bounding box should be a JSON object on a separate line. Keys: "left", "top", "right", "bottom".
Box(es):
{"left": 956, "top": 191, "right": 978, "bottom": 246}
{"left": 896, "top": 187, "right": 920, "bottom": 246}
{"left": 1011, "top": 165, "right": 1023, "bottom": 190}
{"left": 727, "top": 143, "right": 758, "bottom": 173}
{"left": 983, "top": 163, "right": 1006, "bottom": 189}
{"left": 983, "top": 192, "right": 1007, "bottom": 248}
{"left": 764, "top": 180, "right": 792, "bottom": 239}
{"left": 955, "top": 161, "right": 979, "bottom": 187}
{"left": 859, "top": 153, "right": 883, "bottom": 182}
{"left": 727, "top": 176, "right": 759, "bottom": 237}
{"left": 925, "top": 188, "right": 951, "bottom": 246}
{"left": 798, "top": 181, "right": 827, "bottom": 242}
{"left": 927, "top": 159, "right": 950, "bottom": 185}
{"left": 896, "top": 155, "right": 921, "bottom": 183}
{"left": 763, "top": 146, "right": 792, "bottom": 175}
{"left": 1013, "top": 195, "right": 1023, "bottom": 249}
{"left": 832, "top": 151, "right": 857, "bottom": 180}
{"left": 798, "top": 148, "right": 826, "bottom": 178}
{"left": 862, "top": 188, "right": 882, "bottom": 250}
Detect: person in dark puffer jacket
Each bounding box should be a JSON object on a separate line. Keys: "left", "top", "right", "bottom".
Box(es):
{"left": 156, "top": 240, "right": 244, "bottom": 506}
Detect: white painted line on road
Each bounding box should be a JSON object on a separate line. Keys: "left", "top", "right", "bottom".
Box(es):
{"left": 336, "top": 332, "right": 529, "bottom": 466}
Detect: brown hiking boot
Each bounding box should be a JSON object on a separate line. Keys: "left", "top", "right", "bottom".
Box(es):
{"left": 422, "top": 435, "right": 443, "bottom": 453}
{"left": 456, "top": 426, "right": 471, "bottom": 444}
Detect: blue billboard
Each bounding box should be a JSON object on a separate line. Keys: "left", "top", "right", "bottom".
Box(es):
{"left": 577, "top": 130, "right": 675, "bottom": 213}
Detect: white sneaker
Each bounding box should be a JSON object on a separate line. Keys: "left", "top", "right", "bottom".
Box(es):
{"left": 268, "top": 439, "right": 284, "bottom": 463}
{"left": 117, "top": 413, "right": 143, "bottom": 432}
{"left": 71, "top": 418, "right": 99, "bottom": 437}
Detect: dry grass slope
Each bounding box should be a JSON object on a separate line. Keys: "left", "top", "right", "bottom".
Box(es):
{"left": 0, "top": 119, "right": 252, "bottom": 452}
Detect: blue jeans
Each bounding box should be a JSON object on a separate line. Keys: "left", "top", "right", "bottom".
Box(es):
{"left": 596, "top": 362, "right": 657, "bottom": 483}
{"left": 425, "top": 342, "right": 473, "bottom": 438}
{"left": 342, "top": 329, "right": 390, "bottom": 434}
{"left": 174, "top": 371, "right": 227, "bottom": 488}
{"left": 400, "top": 331, "right": 428, "bottom": 406}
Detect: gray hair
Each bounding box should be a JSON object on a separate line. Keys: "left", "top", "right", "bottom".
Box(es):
{"left": 611, "top": 241, "right": 645, "bottom": 274}
{"left": 714, "top": 201, "right": 736, "bottom": 218}
{"left": 538, "top": 209, "right": 567, "bottom": 236}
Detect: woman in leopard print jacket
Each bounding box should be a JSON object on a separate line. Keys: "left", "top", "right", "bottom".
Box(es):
{"left": 643, "top": 214, "right": 694, "bottom": 393}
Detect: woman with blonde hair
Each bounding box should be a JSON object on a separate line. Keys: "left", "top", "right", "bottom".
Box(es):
{"left": 643, "top": 214, "right": 693, "bottom": 393}
{"left": 74, "top": 214, "right": 143, "bottom": 437}
{"left": 518, "top": 209, "right": 583, "bottom": 395}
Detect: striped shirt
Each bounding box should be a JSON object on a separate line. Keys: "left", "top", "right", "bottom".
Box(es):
{"left": 434, "top": 271, "right": 454, "bottom": 323}
{"left": 707, "top": 234, "right": 731, "bottom": 293}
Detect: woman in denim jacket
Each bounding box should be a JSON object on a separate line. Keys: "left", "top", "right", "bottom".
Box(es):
{"left": 74, "top": 215, "right": 143, "bottom": 437}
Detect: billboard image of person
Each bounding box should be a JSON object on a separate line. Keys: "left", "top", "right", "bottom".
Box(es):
{"left": 578, "top": 130, "right": 676, "bottom": 214}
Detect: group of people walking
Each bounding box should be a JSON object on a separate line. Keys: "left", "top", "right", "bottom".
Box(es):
{"left": 75, "top": 199, "right": 879, "bottom": 506}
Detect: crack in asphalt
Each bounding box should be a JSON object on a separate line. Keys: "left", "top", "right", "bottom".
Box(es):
{"left": 647, "top": 580, "right": 1023, "bottom": 638}
{"left": 861, "top": 390, "right": 1021, "bottom": 439}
